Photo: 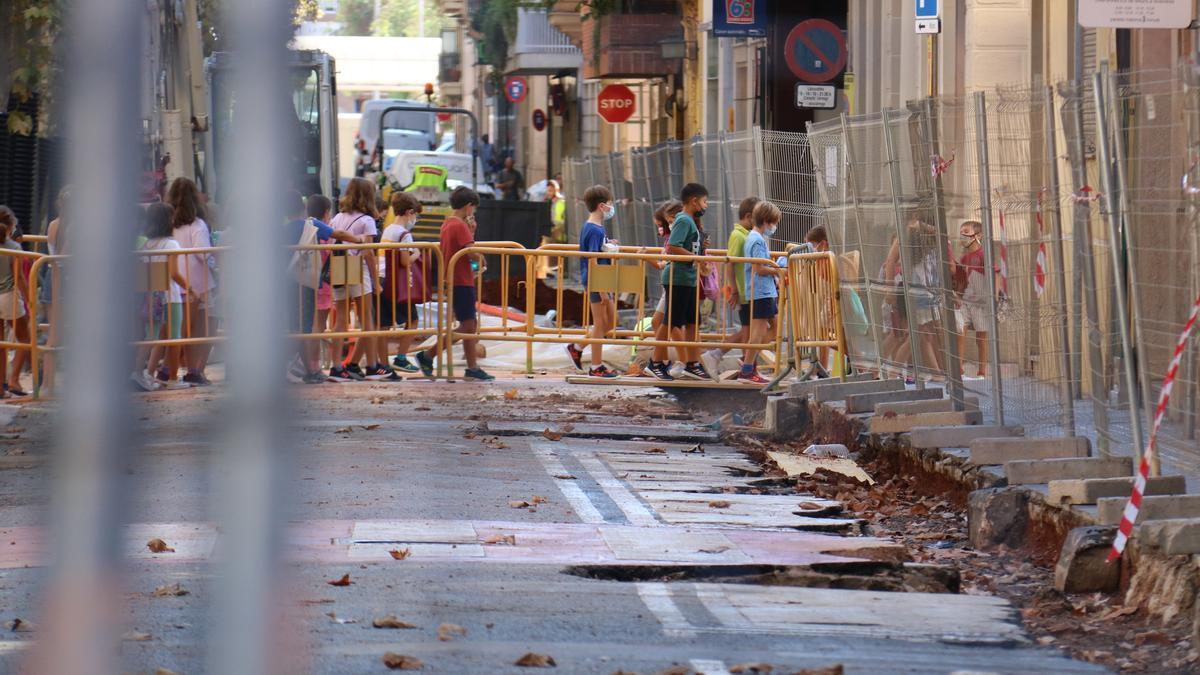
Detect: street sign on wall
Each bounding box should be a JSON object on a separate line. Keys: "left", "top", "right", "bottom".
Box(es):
{"left": 796, "top": 84, "right": 836, "bottom": 110}
{"left": 783, "top": 19, "right": 847, "bottom": 84}
{"left": 712, "top": 0, "right": 766, "bottom": 38}
{"left": 532, "top": 109, "right": 547, "bottom": 132}
{"left": 597, "top": 84, "right": 636, "bottom": 124}
{"left": 504, "top": 76, "right": 528, "bottom": 104}
{"left": 915, "top": 0, "right": 939, "bottom": 19}
{"left": 1080, "top": 0, "right": 1192, "bottom": 28}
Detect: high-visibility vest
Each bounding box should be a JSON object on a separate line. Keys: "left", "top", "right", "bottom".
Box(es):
{"left": 405, "top": 164, "right": 449, "bottom": 192}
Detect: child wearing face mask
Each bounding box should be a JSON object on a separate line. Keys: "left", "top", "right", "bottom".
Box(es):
{"left": 739, "top": 200, "right": 784, "bottom": 384}
{"left": 379, "top": 191, "right": 426, "bottom": 376}
{"left": 567, "top": 184, "right": 620, "bottom": 378}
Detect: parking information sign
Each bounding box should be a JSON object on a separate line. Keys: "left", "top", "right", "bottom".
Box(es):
{"left": 796, "top": 84, "right": 836, "bottom": 110}
{"left": 915, "top": 0, "right": 939, "bottom": 19}
{"left": 1079, "top": 0, "right": 1192, "bottom": 28}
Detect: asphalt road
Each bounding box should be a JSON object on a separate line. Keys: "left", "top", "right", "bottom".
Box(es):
{"left": 0, "top": 378, "right": 1106, "bottom": 674}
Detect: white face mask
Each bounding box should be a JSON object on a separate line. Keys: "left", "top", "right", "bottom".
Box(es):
{"left": 602, "top": 204, "right": 615, "bottom": 221}
{"left": 765, "top": 225, "right": 777, "bottom": 237}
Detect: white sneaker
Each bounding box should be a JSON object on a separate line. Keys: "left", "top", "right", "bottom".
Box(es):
{"left": 700, "top": 349, "right": 722, "bottom": 380}
{"left": 132, "top": 370, "right": 161, "bottom": 392}
{"left": 668, "top": 361, "right": 685, "bottom": 379}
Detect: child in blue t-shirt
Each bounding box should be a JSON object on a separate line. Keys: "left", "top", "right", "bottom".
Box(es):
{"left": 567, "top": 185, "right": 619, "bottom": 378}
{"left": 740, "top": 200, "right": 783, "bottom": 384}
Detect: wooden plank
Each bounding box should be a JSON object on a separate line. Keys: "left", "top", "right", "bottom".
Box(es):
{"left": 638, "top": 491, "right": 841, "bottom": 510}
{"left": 486, "top": 420, "right": 719, "bottom": 443}
{"left": 599, "top": 528, "right": 751, "bottom": 563}
{"left": 565, "top": 375, "right": 765, "bottom": 391}
{"left": 767, "top": 450, "right": 874, "bottom": 484}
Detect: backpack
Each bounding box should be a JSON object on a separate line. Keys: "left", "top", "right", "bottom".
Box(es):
{"left": 288, "top": 218, "right": 323, "bottom": 289}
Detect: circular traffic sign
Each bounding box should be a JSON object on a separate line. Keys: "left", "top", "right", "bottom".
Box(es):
{"left": 436, "top": 111, "right": 452, "bottom": 122}
{"left": 504, "top": 76, "right": 528, "bottom": 104}
{"left": 784, "top": 19, "right": 847, "bottom": 84}
{"left": 597, "top": 84, "right": 636, "bottom": 124}
{"left": 532, "top": 108, "right": 547, "bottom": 132}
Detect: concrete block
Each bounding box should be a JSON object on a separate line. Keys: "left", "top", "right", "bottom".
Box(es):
{"left": 765, "top": 395, "right": 808, "bottom": 441}
{"left": 1139, "top": 518, "right": 1200, "bottom": 555}
{"left": 1097, "top": 494, "right": 1200, "bottom": 526}
{"left": 876, "top": 397, "right": 980, "bottom": 416}
{"left": 869, "top": 410, "right": 982, "bottom": 434}
{"left": 1004, "top": 457, "right": 1132, "bottom": 485}
{"left": 844, "top": 387, "right": 943, "bottom": 414}
{"left": 1048, "top": 475, "right": 1187, "bottom": 505}
{"left": 970, "top": 437, "right": 1090, "bottom": 465}
{"left": 968, "top": 487, "right": 1030, "bottom": 549}
{"left": 910, "top": 424, "right": 1023, "bottom": 449}
{"left": 1054, "top": 526, "right": 1120, "bottom": 593}
{"left": 812, "top": 378, "right": 906, "bottom": 404}
{"left": 786, "top": 373, "right": 874, "bottom": 398}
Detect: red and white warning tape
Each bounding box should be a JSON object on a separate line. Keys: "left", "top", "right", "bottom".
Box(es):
{"left": 930, "top": 151, "right": 955, "bottom": 178}
{"left": 1033, "top": 189, "right": 1048, "bottom": 299}
{"left": 993, "top": 189, "right": 1010, "bottom": 295}
{"left": 1109, "top": 291, "right": 1200, "bottom": 561}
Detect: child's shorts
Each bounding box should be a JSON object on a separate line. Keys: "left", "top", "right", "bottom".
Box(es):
{"left": 0, "top": 291, "right": 26, "bottom": 321}
{"left": 148, "top": 302, "right": 183, "bottom": 340}
{"left": 750, "top": 296, "right": 778, "bottom": 321}
{"left": 956, "top": 302, "right": 993, "bottom": 333}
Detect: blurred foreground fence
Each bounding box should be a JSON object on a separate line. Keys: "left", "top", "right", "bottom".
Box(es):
{"left": 564, "top": 61, "right": 1200, "bottom": 474}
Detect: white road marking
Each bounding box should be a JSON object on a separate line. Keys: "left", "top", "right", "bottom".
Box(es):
{"left": 578, "top": 454, "right": 659, "bottom": 526}
{"left": 531, "top": 443, "right": 605, "bottom": 524}
{"left": 689, "top": 659, "right": 732, "bottom": 675}
{"left": 693, "top": 584, "right": 755, "bottom": 629}
{"left": 635, "top": 582, "right": 697, "bottom": 638}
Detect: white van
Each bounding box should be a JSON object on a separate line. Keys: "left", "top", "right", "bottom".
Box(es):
{"left": 353, "top": 99, "right": 438, "bottom": 176}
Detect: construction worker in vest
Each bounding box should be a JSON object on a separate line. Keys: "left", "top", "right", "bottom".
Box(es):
{"left": 405, "top": 164, "right": 450, "bottom": 193}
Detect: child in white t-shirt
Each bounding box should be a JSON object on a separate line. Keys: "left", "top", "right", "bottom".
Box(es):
{"left": 378, "top": 192, "right": 425, "bottom": 374}
{"left": 134, "top": 203, "right": 191, "bottom": 391}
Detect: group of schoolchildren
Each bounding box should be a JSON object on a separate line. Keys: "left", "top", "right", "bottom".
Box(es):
{"left": 565, "top": 182, "right": 822, "bottom": 384}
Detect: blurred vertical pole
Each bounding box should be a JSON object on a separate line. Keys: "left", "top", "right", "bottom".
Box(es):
{"left": 973, "top": 91, "right": 1006, "bottom": 425}
{"left": 1042, "top": 85, "right": 1077, "bottom": 435}
{"left": 32, "top": 0, "right": 141, "bottom": 672}
{"left": 881, "top": 108, "right": 925, "bottom": 389}
{"left": 206, "top": 0, "right": 292, "bottom": 673}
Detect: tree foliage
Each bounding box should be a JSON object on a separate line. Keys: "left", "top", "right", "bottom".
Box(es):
{"left": 337, "top": 0, "right": 455, "bottom": 38}
{"left": 2, "top": 0, "right": 62, "bottom": 137}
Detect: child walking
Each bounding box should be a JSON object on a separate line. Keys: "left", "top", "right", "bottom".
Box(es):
{"left": 137, "top": 202, "right": 190, "bottom": 391}
{"left": 379, "top": 191, "right": 426, "bottom": 376}
{"left": 740, "top": 201, "right": 783, "bottom": 384}
{"left": 328, "top": 177, "right": 383, "bottom": 380}
{"left": 647, "top": 183, "right": 711, "bottom": 381}
{"left": 0, "top": 207, "right": 31, "bottom": 397}
{"left": 566, "top": 185, "right": 619, "bottom": 378}
{"left": 701, "top": 196, "right": 758, "bottom": 378}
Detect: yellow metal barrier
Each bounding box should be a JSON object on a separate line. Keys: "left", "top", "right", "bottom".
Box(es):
{"left": 785, "top": 250, "right": 849, "bottom": 374}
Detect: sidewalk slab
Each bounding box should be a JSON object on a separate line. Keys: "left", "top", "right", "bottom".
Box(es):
{"left": 1138, "top": 518, "right": 1200, "bottom": 555}
{"left": 910, "top": 424, "right": 1023, "bottom": 449}
{"left": 786, "top": 373, "right": 875, "bottom": 399}
{"left": 869, "top": 409, "right": 982, "bottom": 434}
{"left": 1005, "top": 457, "right": 1132, "bottom": 485}
{"left": 970, "top": 437, "right": 1090, "bottom": 465}
{"left": 1097, "top": 494, "right": 1200, "bottom": 526}
{"left": 844, "top": 387, "right": 944, "bottom": 414}
{"left": 1048, "top": 475, "right": 1187, "bottom": 505}
{"left": 876, "top": 397, "right": 980, "bottom": 416}
{"left": 812, "top": 378, "right": 906, "bottom": 404}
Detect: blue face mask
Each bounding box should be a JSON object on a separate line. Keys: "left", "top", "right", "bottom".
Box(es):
{"left": 766, "top": 225, "right": 777, "bottom": 237}
{"left": 602, "top": 204, "right": 615, "bottom": 221}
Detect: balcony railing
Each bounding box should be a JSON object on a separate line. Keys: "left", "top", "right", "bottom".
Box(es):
{"left": 513, "top": 8, "right": 580, "bottom": 55}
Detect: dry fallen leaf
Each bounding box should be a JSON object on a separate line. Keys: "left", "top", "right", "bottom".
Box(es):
{"left": 155, "top": 669, "right": 180, "bottom": 675}
{"left": 542, "top": 429, "right": 563, "bottom": 441}
{"left": 791, "top": 666, "right": 843, "bottom": 675}
{"left": 553, "top": 474, "right": 577, "bottom": 480}
{"left": 370, "top": 397, "right": 384, "bottom": 405}
{"left": 730, "top": 664, "right": 774, "bottom": 674}
{"left": 436, "top": 623, "right": 466, "bottom": 641}
{"left": 4, "top": 618, "right": 34, "bottom": 632}
{"left": 152, "top": 583, "right": 189, "bottom": 597}
{"left": 707, "top": 500, "right": 732, "bottom": 509}
{"left": 654, "top": 666, "right": 692, "bottom": 675}
{"left": 531, "top": 496, "right": 548, "bottom": 505}
{"left": 682, "top": 444, "right": 705, "bottom": 454}
{"left": 514, "top": 652, "right": 557, "bottom": 667}
{"left": 122, "top": 630, "right": 153, "bottom": 642}
{"left": 645, "top": 447, "right": 667, "bottom": 454}
{"left": 389, "top": 548, "right": 412, "bottom": 560}
{"left": 334, "top": 427, "right": 353, "bottom": 434}
{"left": 361, "top": 424, "right": 381, "bottom": 430}
{"left": 504, "top": 389, "right": 520, "bottom": 400}
{"left": 327, "top": 574, "right": 353, "bottom": 587}
{"left": 509, "top": 500, "right": 531, "bottom": 509}
{"left": 698, "top": 546, "right": 731, "bottom": 554}
{"left": 382, "top": 652, "right": 423, "bottom": 670}
{"left": 6, "top": 448, "right": 24, "bottom": 456}
{"left": 146, "top": 538, "right": 175, "bottom": 553}
{"left": 326, "top": 611, "right": 358, "bottom": 625}
{"left": 560, "top": 423, "right": 576, "bottom": 433}
{"left": 483, "top": 534, "right": 517, "bottom": 546}
{"left": 373, "top": 615, "right": 418, "bottom": 629}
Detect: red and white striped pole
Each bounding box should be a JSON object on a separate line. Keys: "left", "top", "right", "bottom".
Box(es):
{"left": 1109, "top": 292, "right": 1200, "bottom": 561}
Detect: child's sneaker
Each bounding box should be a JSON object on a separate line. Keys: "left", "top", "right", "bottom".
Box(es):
{"left": 588, "top": 365, "right": 619, "bottom": 378}
{"left": 392, "top": 355, "right": 419, "bottom": 373}
{"left": 739, "top": 366, "right": 768, "bottom": 384}
{"left": 644, "top": 360, "right": 674, "bottom": 381}
{"left": 565, "top": 344, "right": 584, "bottom": 371}
{"left": 302, "top": 371, "right": 327, "bottom": 385}
{"left": 364, "top": 363, "right": 393, "bottom": 379}
{"left": 131, "top": 370, "right": 159, "bottom": 392}
{"left": 329, "top": 365, "right": 354, "bottom": 381}
{"left": 463, "top": 367, "right": 495, "bottom": 382}
{"left": 700, "top": 349, "right": 722, "bottom": 380}
{"left": 345, "top": 363, "right": 366, "bottom": 380}
{"left": 415, "top": 350, "right": 435, "bottom": 378}
{"left": 155, "top": 367, "right": 171, "bottom": 383}
{"left": 287, "top": 357, "right": 307, "bottom": 380}
{"left": 183, "top": 371, "right": 212, "bottom": 386}
{"left": 680, "top": 362, "right": 712, "bottom": 380}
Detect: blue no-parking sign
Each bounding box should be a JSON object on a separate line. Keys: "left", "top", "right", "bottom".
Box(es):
{"left": 504, "top": 76, "right": 528, "bottom": 104}
{"left": 915, "top": 0, "right": 940, "bottom": 19}
{"left": 783, "top": 19, "right": 847, "bottom": 85}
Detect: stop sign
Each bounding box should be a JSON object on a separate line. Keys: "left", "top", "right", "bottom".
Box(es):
{"left": 597, "top": 84, "right": 636, "bottom": 124}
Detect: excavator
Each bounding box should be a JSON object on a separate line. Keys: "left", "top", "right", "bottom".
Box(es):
{"left": 142, "top": 0, "right": 338, "bottom": 203}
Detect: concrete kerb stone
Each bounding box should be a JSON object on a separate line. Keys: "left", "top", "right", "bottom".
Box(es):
{"left": 1054, "top": 526, "right": 1120, "bottom": 593}
{"left": 1005, "top": 457, "right": 1132, "bottom": 485}
{"left": 1097, "top": 494, "right": 1200, "bottom": 526}
{"left": 1138, "top": 518, "right": 1200, "bottom": 555}
{"left": 786, "top": 373, "right": 875, "bottom": 399}
{"left": 970, "top": 437, "right": 1090, "bottom": 465}
{"left": 875, "top": 397, "right": 980, "bottom": 416}
{"left": 765, "top": 394, "right": 808, "bottom": 441}
{"left": 868, "top": 409, "right": 982, "bottom": 434}
{"left": 910, "top": 424, "right": 1023, "bottom": 450}
{"left": 844, "top": 387, "right": 944, "bottom": 414}
{"left": 1048, "top": 475, "right": 1188, "bottom": 506}
{"left": 812, "top": 378, "right": 906, "bottom": 404}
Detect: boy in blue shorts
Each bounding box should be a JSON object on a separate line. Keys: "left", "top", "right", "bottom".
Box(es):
{"left": 740, "top": 200, "right": 783, "bottom": 384}
{"left": 566, "top": 185, "right": 620, "bottom": 378}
